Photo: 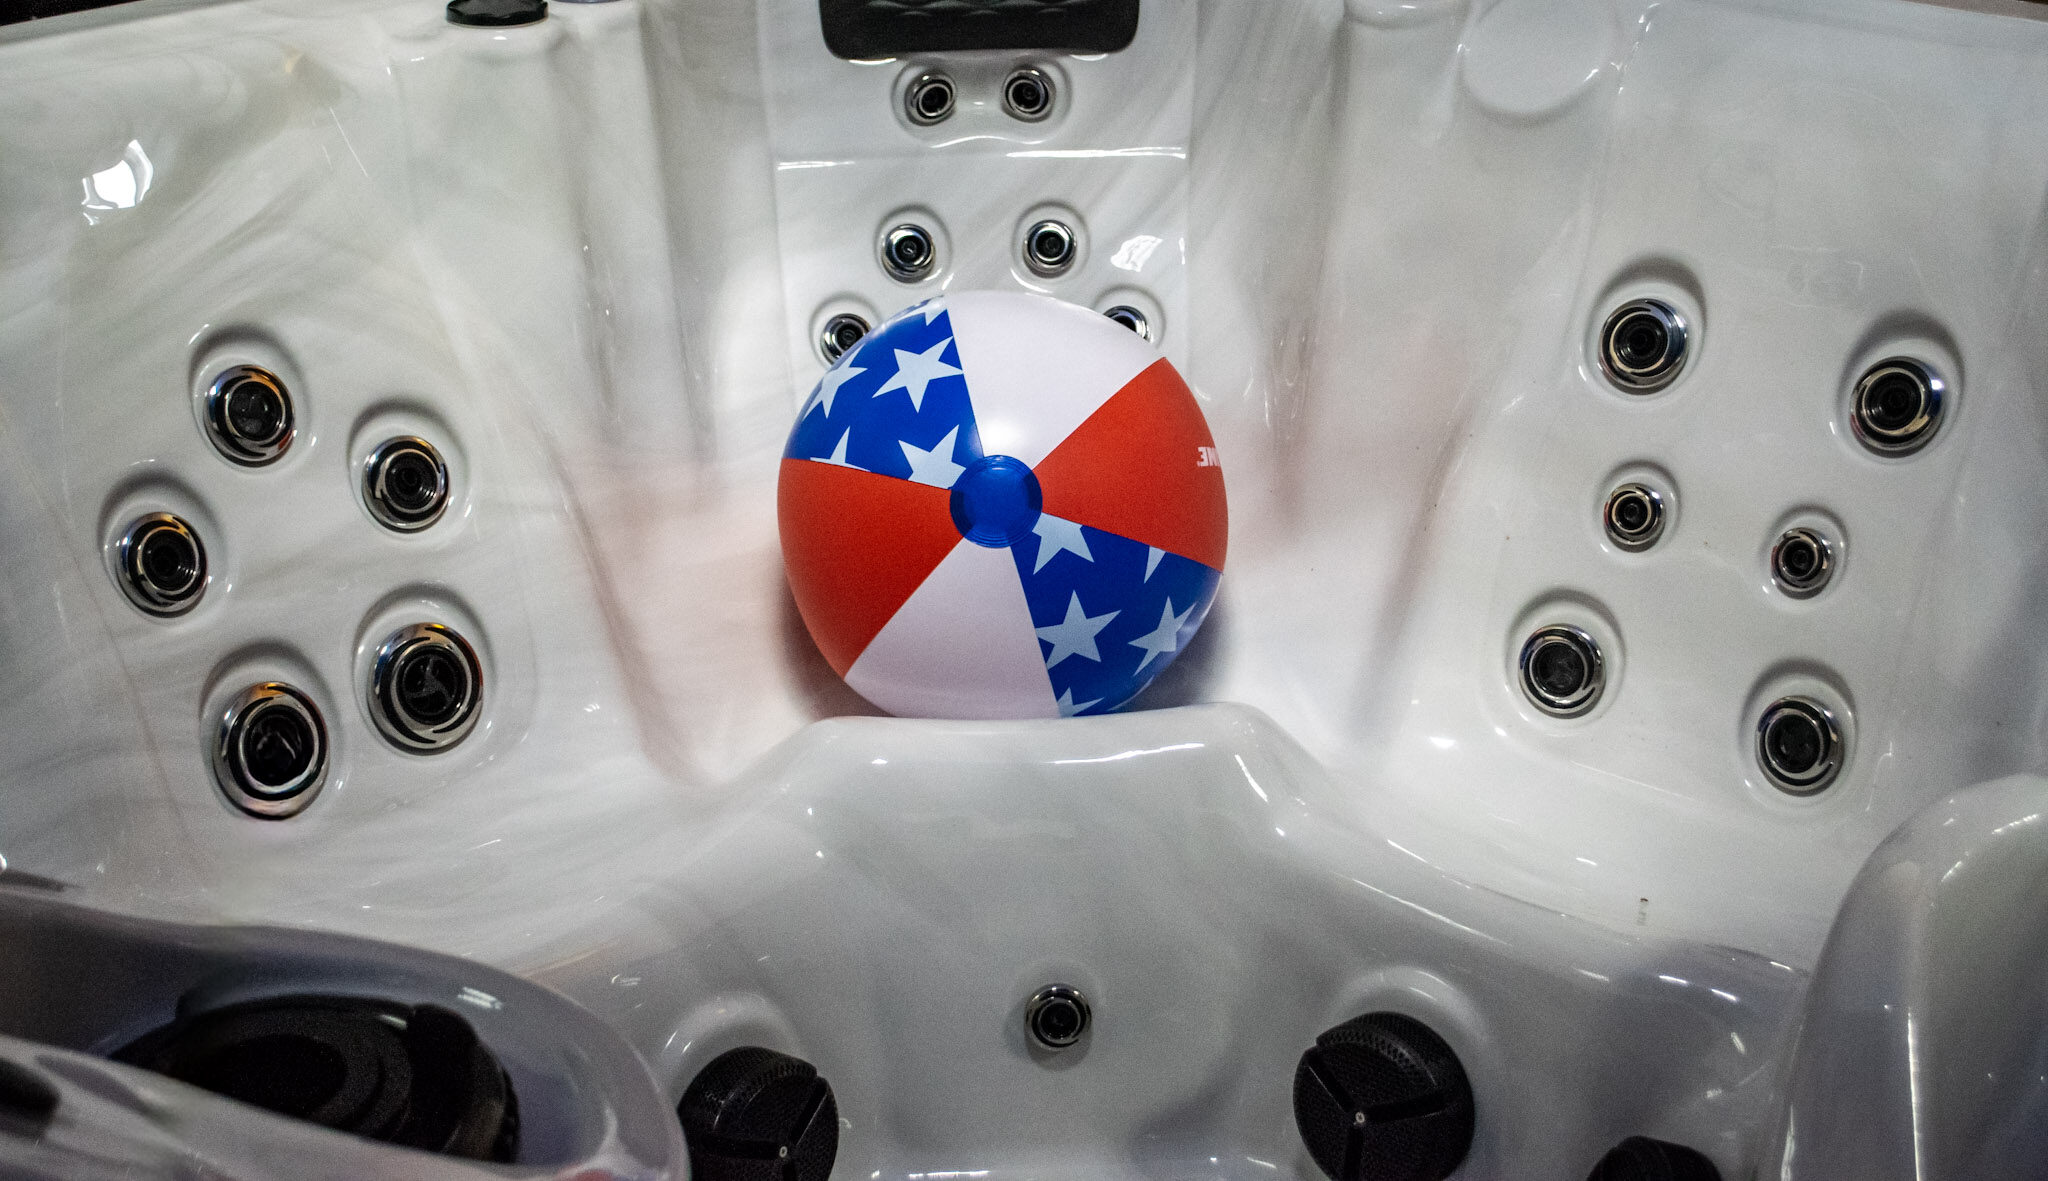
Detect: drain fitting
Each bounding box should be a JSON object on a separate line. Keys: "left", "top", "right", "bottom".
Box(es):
{"left": 1025, "top": 984, "right": 1090, "bottom": 1050}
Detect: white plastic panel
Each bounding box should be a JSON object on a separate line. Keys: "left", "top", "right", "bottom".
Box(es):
{"left": 757, "top": 0, "right": 1193, "bottom": 400}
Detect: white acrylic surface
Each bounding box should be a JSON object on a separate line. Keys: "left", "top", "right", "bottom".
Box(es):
{"left": 1, "top": 0, "right": 2047, "bottom": 1175}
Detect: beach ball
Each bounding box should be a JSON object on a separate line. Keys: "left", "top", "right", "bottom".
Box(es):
{"left": 778, "top": 292, "right": 1227, "bottom": 719}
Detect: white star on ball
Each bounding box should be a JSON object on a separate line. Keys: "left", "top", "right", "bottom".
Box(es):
{"left": 873, "top": 338, "right": 962, "bottom": 412}
{"left": 1129, "top": 597, "right": 1193, "bottom": 671}
{"left": 1035, "top": 593, "right": 1118, "bottom": 670}
{"left": 1031, "top": 515, "right": 1093, "bottom": 573}
{"left": 810, "top": 428, "right": 860, "bottom": 469}
{"left": 810, "top": 360, "right": 867, "bottom": 418}
{"left": 899, "top": 426, "right": 966, "bottom": 488}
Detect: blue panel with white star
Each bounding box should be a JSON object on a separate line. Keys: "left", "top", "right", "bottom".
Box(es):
{"left": 1011, "top": 516, "right": 1222, "bottom": 715}
{"left": 786, "top": 302, "right": 984, "bottom": 487}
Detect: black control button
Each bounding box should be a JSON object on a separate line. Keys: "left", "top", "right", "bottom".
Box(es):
{"left": 1294, "top": 1012, "right": 1475, "bottom": 1181}
{"left": 447, "top": 0, "right": 545, "bottom": 26}
{"left": 679, "top": 1047, "right": 838, "bottom": 1181}
{"left": 1588, "top": 1136, "right": 1720, "bottom": 1181}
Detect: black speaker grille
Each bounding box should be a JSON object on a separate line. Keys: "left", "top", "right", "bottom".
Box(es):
{"left": 818, "top": 0, "right": 1139, "bottom": 58}
{"left": 1292, "top": 1012, "right": 1475, "bottom": 1181}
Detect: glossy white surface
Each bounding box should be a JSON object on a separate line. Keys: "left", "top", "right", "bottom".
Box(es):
{"left": 2, "top": 0, "right": 2048, "bottom": 1175}
{"left": 530, "top": 705, "right": 1805, "bottom": 1178}
{"left": 1763, "top": 774, "right": 2048, "bottom": 1181}
{"left": 1753, "top": 769, "right": 2048, "bottom": 1170}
